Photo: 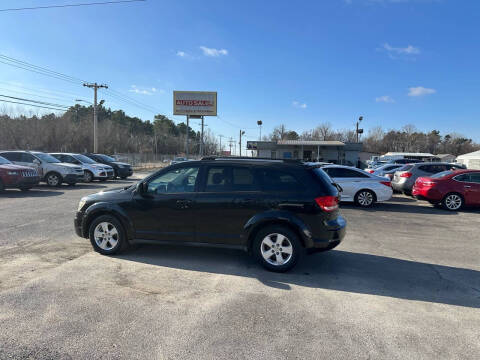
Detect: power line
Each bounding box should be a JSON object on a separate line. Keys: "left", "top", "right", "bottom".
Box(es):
{"left": 0, "top": 99, "right": 69, "bottom": 112}
{"left": 0, "top": 94, "right": 71, "bottom": 109}
{"left": 0, "top": 87, "right": 82, "bottom": 103}
{"left": 0, "top": 0, "right": 146, "bottom": 12}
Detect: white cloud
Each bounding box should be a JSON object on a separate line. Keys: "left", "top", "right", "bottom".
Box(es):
{"left": 375, "top": 95, "right": 395, "bottom": 103}
{"left": 176, "top": 51, "right": 186, "bottom": 57}
{"left": 383, "top": 43, "right": 420, "bottom": 55}
{"left": 292, "top": 101, "right": 307, "bottom": 109}
{"left": 129, "top": 85, "right": 164, "bottom": 96}
{"left": 200, "top": 46, "right": 228, "bottom": 57}
{"left": 408, "top": 86, "right": 436, "bottom": 97}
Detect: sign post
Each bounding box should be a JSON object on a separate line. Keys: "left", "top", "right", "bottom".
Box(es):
{"left": 174, "top": 91, "right": 217, "bottom": 158}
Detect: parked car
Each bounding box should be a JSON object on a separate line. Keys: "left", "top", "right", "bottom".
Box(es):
{"left": 0, "top": 155, "right": 40, "bottom": 192}
{"left": 412, "top": 169, "right": 480, "bottom": 210}
{"left": 392, "top": 162, "right": 465, "bottom": 195}
{"left": 0, "top": 151, "right": 84, "bottom": 186}
{"left": 74, "top": 157, "right": 347, "bottom": 272}
{"left": 321, "top": 165, "right": 393, "bottom": 207}
{"left": 83, "top": 153, "right": 133, "bottom": 179}
{"left": 365, "top": 163, "right": 404, "bottom": 177}
{"left": 170, "top": 157, "right": 188, "bottom": 165}
{"left": 50, "top": 153, "right": 114, "bottom": 182}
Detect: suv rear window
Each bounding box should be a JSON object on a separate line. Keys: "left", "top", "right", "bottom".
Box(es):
{"left": 257, "top": 168, "right": 303, "bottom": 192}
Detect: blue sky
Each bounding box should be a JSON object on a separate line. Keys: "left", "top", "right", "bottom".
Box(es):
{"left": 0, "top": 0, "right": 479, "bottom": 148}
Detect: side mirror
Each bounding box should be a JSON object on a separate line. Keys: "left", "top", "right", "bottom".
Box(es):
{"left": 137, "top": 182, "right": 149, "bottom": 196}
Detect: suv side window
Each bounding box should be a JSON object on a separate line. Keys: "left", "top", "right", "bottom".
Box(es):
{"left": 257, "top": 168, "right": 303, "bottom": 192}
{"left": 147, "top": 166, "right": 199, "bottom": 194}
{"left": 1, "top": 152, "right": 21, "bottom": 161}
{"left": 454, "top": 174, "right": 470, "bottom": 182}
{"left": 20, "top": 153, "right": 36, "bottom": 163}
{"left": 205, "top": 166, "right": 230, "bottom": 192}
{"left": 231, "top": 167, "right": 259, "bottom": 191}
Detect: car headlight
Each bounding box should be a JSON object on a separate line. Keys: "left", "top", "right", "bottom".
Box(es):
{"left": 7, "top": 171, "right": 19, "bottom": 175}
{"left": 78, "top": 198, "right": 87, "bottom": 211}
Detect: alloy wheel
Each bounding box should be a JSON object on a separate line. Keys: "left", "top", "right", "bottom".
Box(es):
{"left": 445, "top": 194, "right": 462, "bottom": 210}
{"left": 47, "top": 174, "right": 60, "bottom": 186}
{"left": 94, "top": 222, "right": 119, "bottom": 250}
{"left": 260, "top": 233, "right": 293, "bottom": 266}
{"left": 84, "top": 171, "right": 93, "bottom": 182}
{"left": 357, "top": 191, "right": 373, "bottom": 206}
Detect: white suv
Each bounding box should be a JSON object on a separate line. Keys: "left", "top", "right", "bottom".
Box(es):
{"left": 0, "top": 151, "right": 84, "bottom": 187}
{"left": 50, "top": 153, "right": 114, "bottom": 182}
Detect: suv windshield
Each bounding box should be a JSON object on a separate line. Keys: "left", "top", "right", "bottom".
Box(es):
{"left": 35, "top": 153, "right": 61, "bottom": 163}
{"left": 75, "top": 154, "right": 96, "bottom": 164}
{"left": 0, "top": 155, "right": 11, "bottom": 165}
{"left": 97, "top": 154, "right": 115, "bottom": 162}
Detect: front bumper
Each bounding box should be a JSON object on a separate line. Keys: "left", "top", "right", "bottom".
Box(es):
{"left": 74, "top": 211, "right": 84, "bottom": 237}
{"left": 64, "top": 173, "right": 84, "bottom": 183}
{"left": 4, "top": 176, "right": 40, "bottom": 188}
{"left": 117, "top": 167, "right": 133, "bottom": 178}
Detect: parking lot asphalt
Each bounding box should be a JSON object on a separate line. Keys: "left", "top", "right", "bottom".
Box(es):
{"left": 0, "top": 173, "right": 479, "bottom": 360}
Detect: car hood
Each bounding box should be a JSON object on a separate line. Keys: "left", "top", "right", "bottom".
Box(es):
{"left": 85, "top": 186, "right": 135, "bottom": 202}
{"left": 0, "top": 164, "right": 34, "bottom": 171}
{"left": 111, "top": 162, "right": 131, "bottom": 167}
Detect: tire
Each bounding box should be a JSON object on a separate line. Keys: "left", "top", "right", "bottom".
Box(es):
{"left": 0, "top": 179, "right": 4, "bottom": 193}
{"left": 120, "top": 176, "right": 127, "bottom": 180}
{"left": 84, "top": 171, "right": 93, "bottom": 183}
{"left": 45, "top": 172, "right": 62, "bottom": 187}
{"left": 253, "top": 225, "right": 302, "bottom": 272}
{"left": 89, "top": 214, "right": 128, "bottom": 255}
{"left": 354, "top": 189, "right": 376, "bottom": 207}
{"left": 113, "top": 170, "right": 118, "bottom": 179}
{"left": 442, "top": 193, "right": 464, "bottom": 211}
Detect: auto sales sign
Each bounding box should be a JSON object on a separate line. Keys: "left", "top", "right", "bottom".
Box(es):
{"left": 173, "top": 91, "right": 217, "bottom": 116}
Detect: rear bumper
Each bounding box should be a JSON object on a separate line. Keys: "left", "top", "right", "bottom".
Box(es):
{"left": 412, "top": 187, "right": 443, "bottom": 202}
{"left": 310, "top": 215, "right": 346, "bottom": 250}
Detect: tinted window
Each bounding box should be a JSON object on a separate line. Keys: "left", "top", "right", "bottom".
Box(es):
{"left": 469, "top": 173, "right": 480, "bottom": 184}
{"left": 454, "top": 174, "right": 470, "bottom": 182}
{"left": 325, "top": 168, "right": 369, "bottom": 178}
{"left": 205, "top": 167, "right": 230, "bottom": 192}
{"left": 147, "top": 166, "right": 199, "bottom": 194}
{"left": 1, "top": 152, "right": 21, "bottom": 161}
{"left": 74, "top": 154, "right": 96, "bottom": 164}
{"left": 231, "top": 167, "right": 259, "bottom": 191}
{"left": 34, "top": 153, "right": 60, "bottom": 163}
{"left": 431, "top": 170, "right": 453, "bottom": 178}
{"left": 20, "top": 153, "right": 36, "bottom": 163}
{"left": 258, "top": 168, "right": 303, "bottom": 192}
{"left": 398, "top": 165, "right": 414, "bottom": 171}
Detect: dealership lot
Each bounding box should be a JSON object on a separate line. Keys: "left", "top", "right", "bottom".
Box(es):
{"left": 0, "top": 174, "right": 479, "bottom": 359}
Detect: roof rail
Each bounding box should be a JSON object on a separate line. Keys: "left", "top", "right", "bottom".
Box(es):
{"left": 201, "top": 156, "right": 302, "bottom": 163}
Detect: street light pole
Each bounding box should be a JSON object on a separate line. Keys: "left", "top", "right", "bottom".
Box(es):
{"left": 83, "top": 83, "right": 108, "bottom": 153}
{"left": 257, "top": 120, "right": 263, "bottom": 140}
{"left": 356, "top": 116, "right": 364, "bottom": 143}
{"left": 239, "top": 130, "right": 245, "bottom": 156}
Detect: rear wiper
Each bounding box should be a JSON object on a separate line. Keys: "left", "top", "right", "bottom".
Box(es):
{"left": 332, "top": 182, "right": 343, "bottom": 192}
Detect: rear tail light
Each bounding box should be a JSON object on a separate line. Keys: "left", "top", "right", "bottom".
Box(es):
{"left": 367, "top": 169, "right": 374, "bottom": 173}
{"left": 380, "top": 181, "right": 391, "bottom": 187}
{"left": 400, "top": 172, "right": 412, "bottom": 178}
{"left": 315, "top": 196, "right": 339, "bottom": 212}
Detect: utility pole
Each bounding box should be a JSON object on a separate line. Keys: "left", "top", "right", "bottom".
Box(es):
{"left": 199, "top": 116, "right": 205, "bottom": 156}
{"left": 257, "top": 120, "right": 263, "bottom": 140}
{"left": 239, "top": 130, "right": 245, "bottom": 156}
{"left": 83, "top": 82, "right": 108, "bottom": 153}
{"left": 185, "top": 115, "right": 190, "bottom": 158}
{"left": 228, "top": 137, "right": 233, "bottom": 155}
{"left": 218, "top": 135, "right": 224, "bottom": 155}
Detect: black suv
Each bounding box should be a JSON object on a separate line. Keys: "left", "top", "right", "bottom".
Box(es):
{"left": 74, "top": 158, "right": 346, "bottom": 272}
{"left": 83, "top": 153, "right": 133, "bottom": 179}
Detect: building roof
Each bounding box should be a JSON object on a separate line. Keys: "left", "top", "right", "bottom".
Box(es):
{"left": 436, "top": 153, "right": 455, "bottom": 158}
{"left": 277, "top": 140, "right": 345, "bottom": 146}
{"left": 383, "top": 152, "right": 434, "bottom": 157}
{"left": 457, "top": 150, "right": 480, "bottom": 159}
